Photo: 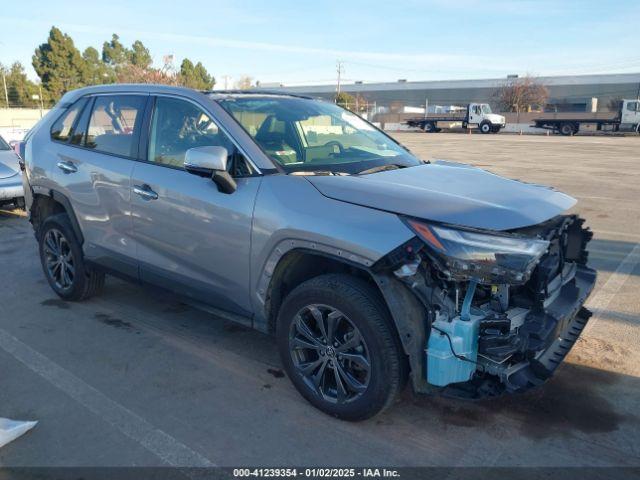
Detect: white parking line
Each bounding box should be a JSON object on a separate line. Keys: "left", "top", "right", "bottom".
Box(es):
{"left": 584, "top": 242, "right": 640, "bottom": 334}
{"left": 0, "top": 327, "right": 216, "bottom": 467}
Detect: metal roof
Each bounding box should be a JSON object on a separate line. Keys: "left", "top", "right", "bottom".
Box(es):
{"left": 269, "top": 72, "right": 640, "bottom": 94}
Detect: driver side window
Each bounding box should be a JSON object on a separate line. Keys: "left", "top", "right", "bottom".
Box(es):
{"left": 148, "top": 97, "right": 235, "bottom": 170}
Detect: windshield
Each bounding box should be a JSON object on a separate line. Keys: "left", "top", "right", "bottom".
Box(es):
{"left": 0, "top": 136, "right": 10, "bottom": 150}
{"left": 217, "top": 96, "right": 421, "bottom": 174}
{"left": 481, "top": 104, "right": 492, "bottom": 114}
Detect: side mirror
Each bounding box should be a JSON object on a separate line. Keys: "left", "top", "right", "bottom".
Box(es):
{"left": 184, "top": 146, "right": 237, "bottom": 194}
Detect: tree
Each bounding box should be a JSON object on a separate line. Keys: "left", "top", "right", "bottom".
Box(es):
{"left": 607, "top": 97, "right": 623, "bottom": 112}
{"left": 335, "top": 91, "right": 355, "bottom": 109}
{"left": 102, "top": 34, "right": 130, "bottom": 68}
{"left": 234, "top": 75, "right": 253, "bottom": 90}
{"left": 82, "top": 47, "right": 115, "bottom": 85}
{"left": 130, "top": 40, "right": 152, "bottom": 69}
{"left": 492, "top": 75, "right": 549, "bottom": 112}
{"left": 32, "top": 27, "right": 88, "bottom": 101}
{"left": 1, "top": 62, "right": 40, "bottom": 107}
{"left": 116, "top": 64, "right": 179, "bottom": 85}
{"left": 179, "top": 59, "right": 215, "bottom": 90}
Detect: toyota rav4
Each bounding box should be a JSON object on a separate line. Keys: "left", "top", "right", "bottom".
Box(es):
{"left": 21, "top": 84, "right": 596, "bottom": 420}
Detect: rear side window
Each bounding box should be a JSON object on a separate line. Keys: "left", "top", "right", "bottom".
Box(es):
{"left": 50, "top": 98, "right": 88, "bottom": 142}
{"left": 85, "top": 95, "right": 146, "bottom": 158}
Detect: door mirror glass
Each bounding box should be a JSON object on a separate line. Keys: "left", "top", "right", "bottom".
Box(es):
{"left": 184, "top": 146, "right": 228, "bottom": 175}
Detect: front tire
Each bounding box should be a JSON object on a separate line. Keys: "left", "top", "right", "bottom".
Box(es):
{"left": 276, "top": 274, "right": 405, "bottom": 421}
{"left": 39, "top": 213, "right": 105, "bottom": 301}
{"left": 479, "top": 121, "right": 492, "bottom": 134}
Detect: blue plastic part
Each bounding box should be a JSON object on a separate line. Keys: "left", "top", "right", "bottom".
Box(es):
{"left": 426, "top": 279, "right": 482, "bottom": 387}
{"left": 460, "top": 279, "right": 477, "bottom": 321}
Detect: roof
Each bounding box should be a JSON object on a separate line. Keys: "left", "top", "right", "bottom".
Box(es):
{"left": 205, "top": 89, "right": 314, "bottom": 100}
{"left": 269, "top": 72, "right": 640, "bottom": 95}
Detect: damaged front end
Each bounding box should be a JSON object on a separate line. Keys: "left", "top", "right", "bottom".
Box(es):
{"left": 376, "top": 214, "right": 596, "bottom": 398}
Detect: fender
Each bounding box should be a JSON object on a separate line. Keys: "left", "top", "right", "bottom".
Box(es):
{"left": 256, "top": 240, "right": 432, "bottom": 394}
{"left": 32, "top": 188, "right": 85, "bottom": 245}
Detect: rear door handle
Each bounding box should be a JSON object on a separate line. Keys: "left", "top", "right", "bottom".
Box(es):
{"left": 56, "top": 161, "right": 77, "bottom": 174}
{"left": 133, "top": 184, "right": 159, "bottom": 201}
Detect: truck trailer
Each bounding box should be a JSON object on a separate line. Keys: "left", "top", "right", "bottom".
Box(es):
{"left": 532, "top": 99, "right": 640, "bottom": 135}
{"left": 405, "top": 103, "right": 506, "bottom": 134}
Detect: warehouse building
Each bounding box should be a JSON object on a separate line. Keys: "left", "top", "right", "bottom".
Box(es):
{"left": 269, "top": 72, "right": 640, "bottom": 113}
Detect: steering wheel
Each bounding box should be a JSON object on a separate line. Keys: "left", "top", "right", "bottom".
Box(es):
{"left": 323, "top": 140, "right": 345, "bottom": 154}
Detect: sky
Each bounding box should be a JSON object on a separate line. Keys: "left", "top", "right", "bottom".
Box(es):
{"left": 1, "top": 0, "right": 639, "bottom": 87}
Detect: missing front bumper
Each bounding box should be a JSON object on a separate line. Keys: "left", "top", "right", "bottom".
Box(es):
{"left": 503, "top": 265, "right": 596, "bottom": 392}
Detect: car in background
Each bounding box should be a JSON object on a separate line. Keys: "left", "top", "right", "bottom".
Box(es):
{"left": 0, "top": 135, "right": 25, "bottom": 210}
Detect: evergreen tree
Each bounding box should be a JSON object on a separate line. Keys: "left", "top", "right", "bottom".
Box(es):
{"left": 83, "top": 46, "right": 115, "bottom": 85}
{"left": 1, "top": 62, "right": 40, "bottom": 107}
{"left": 32, "top": 27, "right": 88, "bottom": 100}
{"left": 130, "top": 40, "right": 152, "bottom": 68}
{"left": 179, "top": 59, "right": 215, "bottom": 90}
{"left": 102, "top": 34, "right": 130, "bottom": 68}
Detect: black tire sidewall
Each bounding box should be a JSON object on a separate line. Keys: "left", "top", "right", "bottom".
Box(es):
{"left": 480, "top": 122, "right": 491, "bottom": 133}
{"left": 39, "top": 214, "right": 88, "bottom": 300}
{"left": 276, "top": 275, "right": 400, "bottom": 421}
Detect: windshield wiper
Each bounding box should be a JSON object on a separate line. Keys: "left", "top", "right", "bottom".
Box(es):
{"left": 290, "top": 170, "right": 350, "bottom": 176}
{"left": 357, "top": 164, "right": 404, "bottom": 175}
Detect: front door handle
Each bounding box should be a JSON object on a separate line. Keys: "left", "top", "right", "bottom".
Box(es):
{"left": 56, "top": 161, "right": 77, "bottom": 174}
{"left": 133, "top": 184, "right": 159, "bottom": 201}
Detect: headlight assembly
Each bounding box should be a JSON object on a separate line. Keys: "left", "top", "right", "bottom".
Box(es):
{"left": 405, "top": 218, "right": 549, "bottom": 284}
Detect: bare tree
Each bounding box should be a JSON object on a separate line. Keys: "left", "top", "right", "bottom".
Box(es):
{"left": 492, "top": 75, "right": 549, "bottom": 112}
{"left": 607, "top": 97, "right": 623, "bottom": 112}
{"left": 234, "top": 75, "right": 254, "bottom": 90}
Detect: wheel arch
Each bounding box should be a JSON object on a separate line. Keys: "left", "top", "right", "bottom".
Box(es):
{"left": 261, "top": 246, "right": 430, "bottom": 394}
{"left": 30, "top": 189, "right": 84, "bottom": 244}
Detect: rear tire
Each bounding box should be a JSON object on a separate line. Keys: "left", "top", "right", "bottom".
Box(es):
{"left": 423, "top": 122, "right": 436, "bottom": 133}
{"left": 559, "top": 122, "right": 577, "bottom": 136}
{"left": 38, "top": 213, "right": 105, "bottom": 301}
{"left": 276, "top": 274, "right": 405, "bottom": 421}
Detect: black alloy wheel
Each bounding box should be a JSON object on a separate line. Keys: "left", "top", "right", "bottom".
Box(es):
{"left": 289, "top": 304, "right": 371, "bottom": 404}
{"left": 277, "top": 274, "right": 406, "bottom": 421}
{"left": 42, "top": 228, "right": 76, "bottom": 291}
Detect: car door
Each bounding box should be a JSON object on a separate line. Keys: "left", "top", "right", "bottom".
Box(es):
{"left": 130, "top": 95, "right": 262, "bottom": 318}
{"left": 50, "top": 93, "right": 148, "bottom": 277}
{"left": 621, "top": 100, "right": 640, "bottom": 127}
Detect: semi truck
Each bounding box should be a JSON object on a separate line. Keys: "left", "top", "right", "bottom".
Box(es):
{"left": 532, "top": 99, "right": 640, "bottom": 135}
{"left": 405, "top": 103, "right": 506, "bottom": 134}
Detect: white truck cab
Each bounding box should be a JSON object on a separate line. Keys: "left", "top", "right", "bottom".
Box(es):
{"left": 620, "top": 99, "right": 640, "bottom": 131}
{"left": 466, "top": 103, "right": 507, "bottom": 133}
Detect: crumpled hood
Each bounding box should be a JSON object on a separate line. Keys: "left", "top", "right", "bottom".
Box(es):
{"left": 0, "top": 150, "right": 20, "bottom": 179}
{"left": 305, "top": 161, "right": 576, "bottom": 231}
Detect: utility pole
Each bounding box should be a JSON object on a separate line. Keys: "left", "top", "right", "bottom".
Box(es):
{"left": 222, "top": 75, "right": 231, "bottom": 90}
{"left": 38, "top": 84, "right": 44, "bottom": 117}
{"left": 336, "top": 60, "right": 344, "bottom": 96}
{"left": 2, "top": 70, "right": 8, "bottom": 108}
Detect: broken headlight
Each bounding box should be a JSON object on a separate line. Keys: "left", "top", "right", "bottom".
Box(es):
{"left": 405, "top": 219, "right": 549, "bottom": 284}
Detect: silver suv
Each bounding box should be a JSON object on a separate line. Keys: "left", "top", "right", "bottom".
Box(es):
{"left": 22, "top": 84, "right": 596, "bottom": 420}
